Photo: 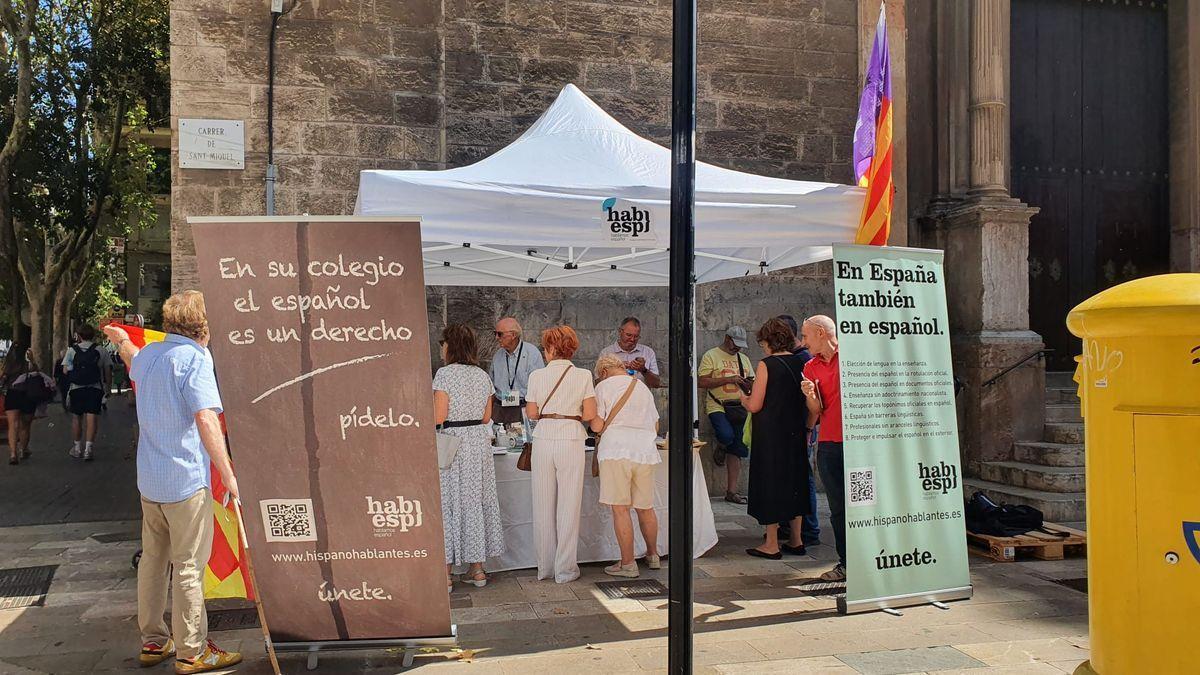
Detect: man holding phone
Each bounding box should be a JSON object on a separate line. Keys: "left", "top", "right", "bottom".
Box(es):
{"left": 698, "top": 326, "right": 754, "bottom": 504}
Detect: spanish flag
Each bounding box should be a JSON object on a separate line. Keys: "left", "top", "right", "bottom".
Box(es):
{"left": 852, "top": 4, "right": 893, "bottom": 246}
{"left": 115, "top": 324, "right": 253, "bottom": 600}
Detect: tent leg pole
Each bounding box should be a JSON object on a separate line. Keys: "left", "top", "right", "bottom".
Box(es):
{"left": 668, "top": 0, "right": 696, "bottom": 673}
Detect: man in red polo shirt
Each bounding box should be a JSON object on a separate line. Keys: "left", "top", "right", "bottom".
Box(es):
{"left": 800, "top": 315, "right": 845, "bottom": 582}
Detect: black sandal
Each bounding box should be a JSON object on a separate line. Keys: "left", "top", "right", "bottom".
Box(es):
{"left": 8, "top": 457, "right": 17, "bottom": 465}
{"left": 745, "top": 547, "right": 782, "bottom": 560}
{"left": 780, "top": 543, "right": 807, "bottom": 556}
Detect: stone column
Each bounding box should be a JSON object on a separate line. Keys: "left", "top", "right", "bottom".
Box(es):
{"left": 924, "top": 0, "right": 1043, "bottom": 476}
{"left": 1169, "top": 0, "right": 1200, "bottom": 272}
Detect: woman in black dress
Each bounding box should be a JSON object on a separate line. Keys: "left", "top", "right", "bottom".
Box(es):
{"left": 739, "top": 318, "right": 812, "bottom": 559}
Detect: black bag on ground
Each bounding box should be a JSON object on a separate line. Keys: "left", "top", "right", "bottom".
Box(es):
{"left": 67, "top": 345, "right": 102, "bottom": 386}
{"left": 965, "top": 491, "right": 1046, "bottom": 537}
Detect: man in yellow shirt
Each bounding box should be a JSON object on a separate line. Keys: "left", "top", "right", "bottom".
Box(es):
{"left": 698, "top": 327, "right": 753, "bottom": 504}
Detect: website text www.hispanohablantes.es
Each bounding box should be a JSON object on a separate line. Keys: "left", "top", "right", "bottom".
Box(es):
{"left": 271, "top": 548, "right": 430, "bottom": 563}
{"left": 849, "top": 509, "right": 963, "bottom": 530}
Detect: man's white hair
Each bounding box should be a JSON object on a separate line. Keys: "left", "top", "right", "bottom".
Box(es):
{"left": 804, "top": 314, "right": 836, "bottom": 335}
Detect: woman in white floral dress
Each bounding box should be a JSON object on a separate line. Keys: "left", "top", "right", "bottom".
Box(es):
{"left": 433, "top": 324, "right": 505, "bottom": 590}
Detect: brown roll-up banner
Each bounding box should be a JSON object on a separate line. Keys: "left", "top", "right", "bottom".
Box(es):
{"left": 190, "top": 217, "right": 452, "bottom": 643}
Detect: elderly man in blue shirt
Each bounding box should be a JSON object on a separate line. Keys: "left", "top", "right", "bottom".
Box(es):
{"left": 104, "top": 290, "right": 242, "bottom": 674}
{"left": 490, "top": 317, "right": 544, "bottom": 426}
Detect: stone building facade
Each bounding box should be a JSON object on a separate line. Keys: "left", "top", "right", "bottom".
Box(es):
{"left": 170, "top": 0, "right": 879, "bottom": 494}
{"left": 170, "top": 0, "right": 1200, "bottom": 505}
{"left": 170, "top": 0, "right": 866, "bottom": 287}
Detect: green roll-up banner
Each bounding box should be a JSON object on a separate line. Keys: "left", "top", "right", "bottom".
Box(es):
{"left": 832, "top": 244, "right": 972, "bottom": 614}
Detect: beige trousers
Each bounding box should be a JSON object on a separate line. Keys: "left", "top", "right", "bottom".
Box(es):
{"left": 531, "top": 438, "right": 585, "bottom": 583}
{"left": 138, "top": 488, "right": 213, "bottom": 659}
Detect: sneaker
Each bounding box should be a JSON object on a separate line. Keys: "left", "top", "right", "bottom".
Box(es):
{"left": 175, "top": 640, "right": 242, "bottom": 673}
{"left": 723, "top": 492, "right": 747, "bottom": 505}
{"left": 139, "top": 639, "right": 175, "bottom": 667}
{"left": 69, "top": 444, "right": 82, "bottom": 459}
{"left": 819, "top": 563, "right": 846, "bottom": 582}
{"left": 83, "top": 446, "right": 94, "bottom": 461}
{"left": 712, "top": 444, "right": 726, "bottom": 467}
{"left": 604, "top": 562, "right": 639, "bottom": 578}
{"left": 645, "top": 554, "right": 661, "bottom": 570}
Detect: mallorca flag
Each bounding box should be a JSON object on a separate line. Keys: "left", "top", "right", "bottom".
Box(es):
{"left": 852, "top": 4, "right": 893, "bottom": 246}
{"left": 113, "top": 324, "right": 253, "bottom": 600}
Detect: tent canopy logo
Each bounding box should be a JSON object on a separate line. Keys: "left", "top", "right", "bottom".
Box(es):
{"left": 602, "top": 197, "right": 653, "bottom": 241}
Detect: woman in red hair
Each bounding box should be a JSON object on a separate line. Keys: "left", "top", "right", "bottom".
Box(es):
{"left": 524, "top": 325, "right": 597, "bottom": 583}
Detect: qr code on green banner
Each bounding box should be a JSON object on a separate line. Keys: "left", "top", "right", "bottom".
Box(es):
{"left": 260, "top": 499, "right": 318, "bottom": 542}
{"left": 848, "top": 467, "right": 876, "bottom": 507}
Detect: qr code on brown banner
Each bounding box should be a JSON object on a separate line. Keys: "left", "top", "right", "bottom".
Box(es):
{"left": 848, "top": 467, "right": 876, "bottom": 507}
{"left": 259, "top": 499, "right": 318, "bottom": 543}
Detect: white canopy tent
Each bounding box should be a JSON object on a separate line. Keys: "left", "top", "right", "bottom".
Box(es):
{"left": 355, "top": 84, "right": 864, "bottom": 286}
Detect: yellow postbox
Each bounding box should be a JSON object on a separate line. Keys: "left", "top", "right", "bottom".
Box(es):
{"left": 1066, "top": 274, "right": 1200, "bottom": 675}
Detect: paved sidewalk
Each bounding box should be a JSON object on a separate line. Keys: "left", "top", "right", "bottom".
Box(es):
{"left": 0, "top": 496, "right": 1090, "bottom": 674}
{"left": 0, "top": 392, "right": 140, "bottom": 527}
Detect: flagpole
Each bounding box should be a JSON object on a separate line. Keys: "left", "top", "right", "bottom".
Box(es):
{"left": 233, "top": 498, "right": 282, "bottom": 675}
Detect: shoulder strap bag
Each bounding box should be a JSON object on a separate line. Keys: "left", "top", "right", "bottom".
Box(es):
{"left": 591, "top": 378, "right": 639, "bottom": 477}
{"left": 709, "top": 354, "right": 749, "bottom": 426}
{"left": 517, "top": 365, "right": 573, "bottom": 472}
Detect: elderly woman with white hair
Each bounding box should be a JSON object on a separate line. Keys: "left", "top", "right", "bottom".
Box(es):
{"left": 590, "top": 353, "right": 661, "bottom": 578}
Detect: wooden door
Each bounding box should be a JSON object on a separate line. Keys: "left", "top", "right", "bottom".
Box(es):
{"left": 1011, "top": 0, "right": 1169, "bottom": 370}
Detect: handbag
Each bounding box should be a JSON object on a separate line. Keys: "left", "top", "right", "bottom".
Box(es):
{"left": 709, "top": 355, "right": 750, "bottom": 425}
{"left": 436, "top": 432, "right": 462, "bottom": 470}
{"left": 517, "top": 365, "right": 573, "bottom": 472}
{"left": 592, "top": 378, "right": 639, "bottom": 477}
{"left": 436, "top": 419, "right": 482, "bottom": 470}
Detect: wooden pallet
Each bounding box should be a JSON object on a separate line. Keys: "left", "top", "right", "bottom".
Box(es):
{"left": 966, "top": 523, "right": 1087, "bottom": 562}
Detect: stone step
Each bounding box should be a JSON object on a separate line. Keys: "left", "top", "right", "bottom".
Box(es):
{"left": 1045, "top": 403, "right": 1082, "bottom": 423}
{"left": 1013, "top": 441, "right": 1085, "bottom": 468}
{"left": 1045, "top": 422, "right": 1084, "bottom": 445}
{"left": 979, "top": 460, "right": 1086, "bottom": 493}
{"left": 1046, "top": 371, "right": 1076, "bottom": 389}
{"left": 964, "top": 478, "right": 1087, "bottom": 523}
{"left": 1046, "top": 386, "right": 1081, "bottom": 405}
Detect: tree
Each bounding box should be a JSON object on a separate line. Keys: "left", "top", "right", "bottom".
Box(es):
{"left": 5, "top": 0, "right": 166, "bottom": 368}
{"left": 0, "top": 0, "right": 35, "bottom": 343}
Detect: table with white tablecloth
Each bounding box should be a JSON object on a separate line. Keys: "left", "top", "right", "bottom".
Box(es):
{"left": 468, "top": 446, "right": 718, "bottom": 573}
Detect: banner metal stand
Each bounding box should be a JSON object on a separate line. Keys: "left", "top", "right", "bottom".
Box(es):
{"left": 274, "top": 631, "right": 458, "bottom": 671}
{"left": 837, "top": 586, "right": 972, "bottom": 615}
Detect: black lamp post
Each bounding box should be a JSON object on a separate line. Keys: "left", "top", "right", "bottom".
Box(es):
{"left": 667, "top": 0, "right": 696, "bottom": 672}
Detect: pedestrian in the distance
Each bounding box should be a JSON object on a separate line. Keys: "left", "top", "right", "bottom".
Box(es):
{"left": 104, "top": 290, "right": 242, "bottom": 673}
{"left": 63, "top": 324, "right": 111, "bottom": 461}
{"left": 1, "top": 347, "right": 55, "bottom": 465}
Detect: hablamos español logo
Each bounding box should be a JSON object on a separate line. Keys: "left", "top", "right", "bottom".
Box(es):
{"left": 602, "top": 197, "right": 655, "bottom": 242}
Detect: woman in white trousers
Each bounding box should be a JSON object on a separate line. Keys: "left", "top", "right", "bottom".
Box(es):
{"left": 525, "top": 325, "right": 596, "bottom": 583}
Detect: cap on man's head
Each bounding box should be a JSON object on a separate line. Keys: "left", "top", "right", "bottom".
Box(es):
{"left": 725, "top": 326, "right": 748, "bottom": 349}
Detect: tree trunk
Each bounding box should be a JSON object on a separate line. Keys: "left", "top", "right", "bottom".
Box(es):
{"left": 52, "top": 280, "right": 72, "bottom": 365}
{"left": 26, "top": 284, "right": 55, "bottom": 371}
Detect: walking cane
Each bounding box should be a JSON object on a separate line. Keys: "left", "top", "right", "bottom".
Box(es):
{"left": 232, "top": 498, "right": 282, "bottom": 675}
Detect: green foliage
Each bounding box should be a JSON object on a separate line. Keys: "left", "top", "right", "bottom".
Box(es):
{"left": 1, "top": 0, "right": 168, "bottom": 363}
{"left": 11, "top": 0, "right": 168, "bottom": 239}
{"left": 74, "top": 242, "right": 127, "bottom": 327}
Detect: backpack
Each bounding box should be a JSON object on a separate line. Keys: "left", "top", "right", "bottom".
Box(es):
{"left": 16, "top": 372, "right": 55, "bottom": 404}
{"left": 68, "top": 345, "right": 102, "bottom": 386}
{"left": 965, "top": 491, "right": 1052, "bottom": 537}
